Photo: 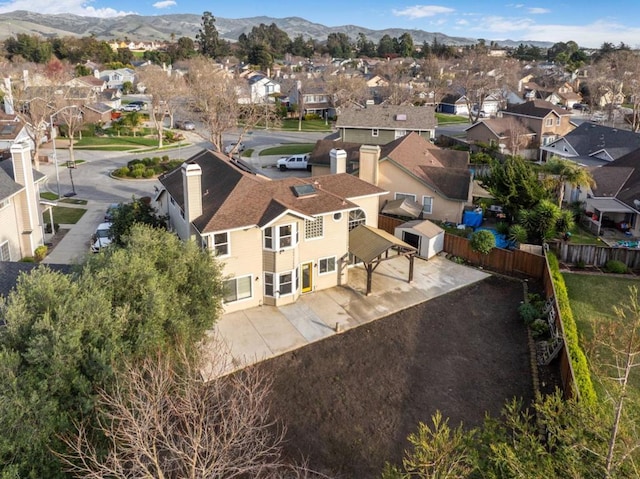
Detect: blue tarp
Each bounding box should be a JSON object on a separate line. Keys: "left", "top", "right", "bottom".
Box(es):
{"left": 474, "top": 227, "right": 514, "bottom": 249}
{"left": 463, "top": 210, "right": 483, "bottom": 228}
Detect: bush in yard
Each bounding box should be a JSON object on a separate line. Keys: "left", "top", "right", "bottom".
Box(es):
{"left": 530, "top": 318, "right": 550, "bottom": 339}
{"left": 604, "top": 260, "right": 628, "bottom": 274}
{"left": 509, "top": 224, "right": 528, "bottom": 245}
{"left": 114, "top": 166, "right": 129, "bottom": 177}
{"left": 470, "top": 229, "right": 495, "bottom": 255}
{"left": 495, "top": 221, "right": 510, "bottom": 235}
{"left": 518, "top": 302, "right": 541, "bottom": 325}
{"left": 304, "top": 113, "right": 321, "bottom": 121}
{"left": 34, "top": 246, "right": 48, "bottom": 262}
{"left": 143, "top": 168, "right": 155, "bottom": 178}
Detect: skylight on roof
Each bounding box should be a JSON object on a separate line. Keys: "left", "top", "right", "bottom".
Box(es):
{"left": 292, "top": 184, "right": 316, "bottom": 197}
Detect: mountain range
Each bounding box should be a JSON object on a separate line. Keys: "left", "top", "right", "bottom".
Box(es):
{"left": 0, "top": 10, "right": 553, "bottom": 48}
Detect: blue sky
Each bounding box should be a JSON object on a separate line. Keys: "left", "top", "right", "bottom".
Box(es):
{"left": 1, "top": 1, "right": 640, "bottom": 48}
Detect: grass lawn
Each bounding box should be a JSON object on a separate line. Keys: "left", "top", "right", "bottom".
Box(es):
{"left": 43, "top": 206, "right": 87, "bottom": 224}
{"left": 436, "top": 113, "right": 470, "bottom": 124}
{"left": 60, "top": 198, "right": 88, "bottom": 205}
{"left": 75, "top": 136, "right": 158, "bottom": 149}
{"left": 563, "top": 273, "right": 640, "bottom": 396}
{"left": 259, "top": 144, "right": 315, "bottom": 156}
{"left": 568, "top": 224, "right": 601, "bottom": 245}
{"left": 241, "top": 148, "right": 254, "bottom": 158}
{"left": 40, "top": 192, "right": 59, "bottom": 201}
{"left": 279, "top": 119, "right": 332, "bottom": 131}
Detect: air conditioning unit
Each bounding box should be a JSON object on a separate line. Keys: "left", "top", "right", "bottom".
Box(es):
{"left": 395, "top": 114, "right": 407, "bottom": 121}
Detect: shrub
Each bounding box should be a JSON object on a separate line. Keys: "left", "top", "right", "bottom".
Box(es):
{"left": 34, "top": 245, "right": 48, "bottom": 262}
{"left": 470, "top": 229, "right": 495, "bottom": 255}
{"left": 518, "top": 302, "right": 541, "bottom": 325}
{"left": 547, "top": 252, "right": 597, "bottom": 406}
{"left": 508, "top": 224, "right": 528, "bottom": 244}
{"left": 143, "top": 168, "right": 155, "bottom": 178}
{"left": 304, "top": 113, "right": 321, "bottom": 121}
{"left": 114, "top": 166, "right": 130, "bottom": 177}
{"left": 530, "top": 318, "right": 550, "bottom": 339}
{"left": 604, "top": 260, "right": 628, "bottom": 274}
{"left": 576, "top": 259, "right": 586, "bottom": 269}
{"left": 128, "top": 159, "right": 143, "bottom": 168}
{"left": 20, "top": 256, "right": 35, "bottom": 262}
{"left": 495, "top": 221, "right": 510, "bottom": 235}
{"left": 162, "top": 155, "right": 169, "bottom": 162}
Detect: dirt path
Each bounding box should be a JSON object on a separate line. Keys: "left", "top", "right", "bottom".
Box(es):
{"left": 259, "top": 275, "right": 534, "bottom": 478}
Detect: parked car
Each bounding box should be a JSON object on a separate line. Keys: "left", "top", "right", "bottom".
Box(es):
{"left": 573, "top": 103, "right": 589, "bottom": 111}
{"left": 224, "top": 142, "right": 245, "bottom": 155}
{"left": 104, "top": 203, "right": 120, "bottom": 222}
{"left": 175, "top": 120, "right": 196, "bottom": 131}
{"left": 277, "top": 154, "right": 310, "bottom": 171}
{"left": 91, "top": 222, "right": 113, "bottom": 253}
{"left": 121, "top": 104, "right": 141, "bottom": 112}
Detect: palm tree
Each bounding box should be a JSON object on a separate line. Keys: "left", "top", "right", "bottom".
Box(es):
{"left": 541, "top": 157, "right": 596, "bottom": 207}
{"left": 122, "top": 111, "right": 143, "bottom": 137}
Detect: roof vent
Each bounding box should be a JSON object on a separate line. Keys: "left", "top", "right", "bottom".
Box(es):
{"left": 395, "top": 114, "right": 407, "bottom": 121}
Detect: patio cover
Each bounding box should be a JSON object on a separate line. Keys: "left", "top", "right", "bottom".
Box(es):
{"left": 589, "top": 197, "right": 635, "bottom": 213}
{"left": 381, "top": 198, "right": 423, "bottom": 219}
{"left": 349, "top": 224, "right": 417, "bottom": 295}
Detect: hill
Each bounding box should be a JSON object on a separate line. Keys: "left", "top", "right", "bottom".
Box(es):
{"left": 0, "top": 10, "right": 552, "bottom": 48}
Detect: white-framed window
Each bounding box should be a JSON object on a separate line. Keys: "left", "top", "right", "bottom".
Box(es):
{"left": 222, "top": 275, "right": 252, "bottom": 303}
{"left": 422, "top": 196, "right": 433, "bottom": 214}
{"left": 333, "top": 212, "right": 342, "bottom": 221}
{"left": 556, "top": 117, "right": 561, "bottom": 126}
{"left": 304, "top": 216, "right": 323, "bottom": 240}
{"left": 394, "top": 129, "right": 407, "bottom": 139}
{"left": 0, "top": 198, "right": 9, "bottom": 210}
{"left": 545, "top": 118, "right": 553, "bottom": 127}
{"left": 264, "top": 223, "right": 298, "bottom": 250}
{"left": 318, "top": 256, "right": 336, "bottom": 274}
{"left": 348, "top": 209, "right": 366, "bottom": 231}
{"left": 395, "top": 192, "right": 417, "bottom": 201}
{"left": 213, "top": 232, "right": 229, "bottom": 256}
{"left": 372, "top": 128, "right": 379, "bottom": 137}
{"left": 0, "top": 241, "right": 9, "bottom": 261}
{"left": 264, "top": 269, "right": 297, "bottom": 297}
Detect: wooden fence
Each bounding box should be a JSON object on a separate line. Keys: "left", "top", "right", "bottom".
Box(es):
{"left": 551, "top": 241, "right": 640, "bottom": 269}
{"left": 377, "top": 214, "right": 404, "bottom": 234}
{"left": 443, "top": 233, "right": 546, "bottom": 278}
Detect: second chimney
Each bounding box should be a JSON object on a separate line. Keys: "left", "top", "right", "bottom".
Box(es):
{"left": 330, "top": 148, "right": 347, "bottom": 174}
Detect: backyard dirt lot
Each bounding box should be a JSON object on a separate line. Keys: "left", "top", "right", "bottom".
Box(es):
{"left": 259, "top": 275, "right": 535, "bottom": 478}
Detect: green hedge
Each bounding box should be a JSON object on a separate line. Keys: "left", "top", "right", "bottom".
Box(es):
{"left": 547, "top": 252, "right": 597, "bottom": 406}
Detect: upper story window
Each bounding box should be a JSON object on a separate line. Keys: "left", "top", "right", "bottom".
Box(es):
{"left": 0, "top": 198, "right": 9, "bottom": 210}
{"left": 264, "top": 223, "right": 298, "bottom": 250}
{"left": 305, "top": 216, "right": 323, "bottom": 240}
{"left": 213, "top": 232, "right": 229, "bottom": 257}
{"left": 545, "top": 118, "right": 554, "bottom": 127}
{"left": 422, "top": 196, "right": 433, "bottom": 214}
{"left": 348, "top": 209, "right": 366, "bottom": 231}
{"left": 372, "top": 128, "right": 379, "bottom": 137}
{"left": 394, "top": 129, "right": 407, "bottom": 139}
{"left": 556, "top": 117, "right": 561, "bottom": 126}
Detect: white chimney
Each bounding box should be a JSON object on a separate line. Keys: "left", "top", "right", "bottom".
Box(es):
{"left": 10, "top": 142, "right": 44, "bottom": 255}
{"left": 22, "top": 70, "right": 29, "bottom": 88}
{"left": 330, "top": 148, "right": 347, "bottom": 174}
{"left": 3, "top": 77, "right": 14, "bottom": 114}
{"left": 358, "top": 145, "right": 381, "bottom": 186}
{"left": 181, "top": 161, "right": 203, "bottom": 224}
{"left": 94, "top": 69, "right": 100, "bottom": 78}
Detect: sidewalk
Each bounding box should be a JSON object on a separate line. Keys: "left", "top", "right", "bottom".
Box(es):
{"left": 206, "top": 255, "right": 490, "bottom": 375}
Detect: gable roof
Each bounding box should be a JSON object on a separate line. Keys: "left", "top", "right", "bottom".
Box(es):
{"left": 465, "top": 117, "right": 536, "bottom": 139}
{"left": 595, "top": 149, "right": 640, "bottom": 209}
{"left": 336, "top": 104, "right": 436, "bottom": 131}
{"left": 158, "top": 150, "right": 386, "bottom": 233}
{"left": 0, "top": 158, "right": 45, "bottom": 201}
{"left": 504, "top": 99, "right": 570, "bottom": 118}
{"left": 543, "top": 123, "right": 640, "bottom": 163}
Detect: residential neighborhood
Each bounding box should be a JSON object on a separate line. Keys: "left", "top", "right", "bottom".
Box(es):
{"left": 2, "top": 16, "right": 640, "bottom": 478}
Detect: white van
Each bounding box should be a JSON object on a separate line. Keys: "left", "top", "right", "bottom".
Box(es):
{"left": 277, "top": 154, "right": 310, "bottom": 171}
{"left": 91, "top": 222, "right": 113, "bottom": 253}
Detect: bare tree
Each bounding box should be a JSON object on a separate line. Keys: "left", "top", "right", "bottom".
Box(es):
{"left": 185, "top": 57, "right": 277, "bottom": 154}
{"left": 53, "top": 102, "right": 85, "bottom": 165}
{"left": 415, "top": 56, "right": 453, "bottom": 107}
{"left": 452, "top": 52, "right": 502, "bottom": 123}
{"left": 137, "top": 65, "right": 187, "bottom": 148}
{"left": 505, "top": 117, "right": 531, "bottom": 157}
{"left": 585, "top": 286, "right": 640, "bottom": 478}
{"left": 324, "top": 74, "right": 369, "bottom": 112}
{"left": 58, "top": 343, "right": 326, "bottom": 479}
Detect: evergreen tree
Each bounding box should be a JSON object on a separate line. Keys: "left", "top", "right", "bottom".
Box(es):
{"left": 196, "top": 11, "right": 220, "bottom": 58}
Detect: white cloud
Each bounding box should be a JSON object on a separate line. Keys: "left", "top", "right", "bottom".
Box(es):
{"left": 465, "top": 16, "right": 640, "bottom": 49}
{"left": 527, "top": 7, "right": 550, "bottom": 14}
{"left": 392, "top": 5, "right": 455, "bottom": 19}
{"left": 0, "top": 0, "right": 135, "bottom": 17}
{"left": 152, "top": 0, "right": 175, "bottom": 8}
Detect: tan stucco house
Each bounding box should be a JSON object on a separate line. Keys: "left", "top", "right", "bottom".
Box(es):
{"left": 0, "top": 142, "right": 46, "bottom": 261}
{"left": 501, "top": 100, "right": 575, "bottom": 160}
{"left": 336, "top": 104, "right": 437, "bottom": 145}
{"left": 312, "top": 132, "right": 472, "bottom": 224}
{"left": 154, "top": 150, "right": 386, "bottom": 313}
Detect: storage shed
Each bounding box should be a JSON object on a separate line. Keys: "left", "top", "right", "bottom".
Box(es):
{"left": 394, "top": 219, "right": 444, "bottom": 259}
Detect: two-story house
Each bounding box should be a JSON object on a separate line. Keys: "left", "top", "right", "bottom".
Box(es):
{"left": 288, "top": 83, "right": 334, "bottom": 119}
{"left": 245, "top": 73, "right": 281, "bottom": 104}
{"left": 154, "top": 150, "right": 387, "bottom": 313}
{"left": 98, "top": 68, "right": 136, "bottom": 91}
{"left": 501, "top": 99, "right": 575, "bottom": 160}
{"left": 0, "top": 142, "right": 46, "bottom": 261}
{"left": 310, "top": 133, "right": 472, "bottom": 223}
{"left": 336, "top": 104, "right": 436, "bottom": 145}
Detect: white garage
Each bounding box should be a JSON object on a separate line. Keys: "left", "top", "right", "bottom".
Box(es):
{"left": 395, "top": 219, "right": 444, "bottom": 259}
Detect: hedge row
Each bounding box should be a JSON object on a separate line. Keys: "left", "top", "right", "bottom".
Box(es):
{"left": 547, "top": 252, "right": 597, "bottom": 406}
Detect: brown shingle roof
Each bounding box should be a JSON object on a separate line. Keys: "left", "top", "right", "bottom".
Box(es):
{"left": 336, "top": 104, "right": 436, "bottom": 130}
{"left": 504, "top": 99, "right": 571, "bottom": 118}
{"left": 158, "top": 150, "right": 386, "bottom": 233}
